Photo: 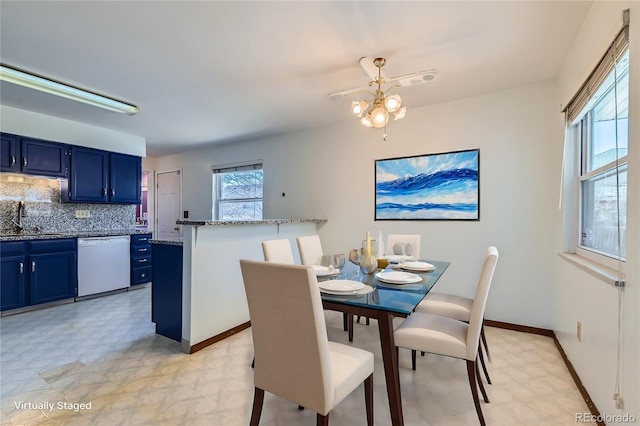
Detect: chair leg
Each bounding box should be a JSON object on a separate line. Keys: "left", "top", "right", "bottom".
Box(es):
{"left": 478, "top": 343, "right": 492, "bottom": 384}
{"left": 466, "top": 360, "right": 486, "bottom": 426}
{"left": 250, "top": 387, "right": 265, "bottom": 426}
{"left": 357, "top": 315, "right": 361, "bottom": 323}
{"left": 343, "top": 313, "right": 348, "bottom": 331}
{"left": 411, "top": 350, "right": 417, "bottom": 371}
{"left": 316, "top": 413, "right": 329, "bottom": 426}
{"left": 366, "top": 317, "right": 370, "bottom": 326}
{"left": 475, "top": 358, "right": 490, "bottom": 403}
{"left": 251, "top": 356, "right": 255, "bottom": 369}
{"left": 298, "top": 405, "right": 305, "bottom": 410}
{"left": 364, "top": 374, "right": 374, "bottom": 426}
{"left": 421, "top": 351, "right": 425, "bottom": 357}
{"left": 481, "top": 325, "right": 491, "bottom": 362}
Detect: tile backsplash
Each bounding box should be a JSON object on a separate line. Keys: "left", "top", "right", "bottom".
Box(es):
{"left": 0, "top": 175, "right": 136, "bottom": 233}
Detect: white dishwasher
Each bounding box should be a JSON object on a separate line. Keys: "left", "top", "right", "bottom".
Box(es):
{"left": 77, "top": 236, "right": 131, "bottom": 297}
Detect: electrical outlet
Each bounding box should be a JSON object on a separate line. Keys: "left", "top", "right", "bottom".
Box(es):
{"left": 577, "top": 321, "right": 582, "bottom": 342}
{"left": 75, "top": 210, "right": 91, "bottom": 218}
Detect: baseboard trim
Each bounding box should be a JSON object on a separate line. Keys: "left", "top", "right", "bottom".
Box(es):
{"left": 189, "top": 321, "right": 251, "bottom": 354}
{"left": 485, "top": 319, "right": 603, "bottom": 426}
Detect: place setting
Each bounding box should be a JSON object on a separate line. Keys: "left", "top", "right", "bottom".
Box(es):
{"left": 318, "top": 279, "right": 374, "bottom": 297}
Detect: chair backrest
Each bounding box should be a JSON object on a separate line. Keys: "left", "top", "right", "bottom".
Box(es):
{"left": 465, "top": 246, "right": 499, "bottom": 360}
{"left": 296, "top": 235, "right": 324, "bottom": 265}
{"left": 240, "top": 260, "right": 334, "bottom": 412}
{"left": 262, "top": 239, "right": 295, "bottom": 264}
{"left": 385, "top": 234, "right": 421, "bottom": 258}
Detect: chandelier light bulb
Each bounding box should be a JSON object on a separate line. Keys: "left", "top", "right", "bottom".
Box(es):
{"left": 393, "top": 106, "right": 407, "bottom": 121}
{"left": 384, "top": 94, "right": 402, "bottom": 113}
{"left": 360, "top": 113, "right": 373, "bottom": 128}
{"left": 371, "top": 105, "right": 389, "bottom": 128}
{"left": 351, "top": 100, "right": 369, "bottom": 117}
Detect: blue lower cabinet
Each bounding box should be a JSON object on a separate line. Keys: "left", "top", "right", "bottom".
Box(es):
{"left": 1, "top": 242, "right": 27, "bottom": 311}
{"left": 1, "top": 239, "right": 76, "bottom": 311}
{"left": 28, "top": 239, "right": 77, "bottom": 305}
{"left": 131, "top": 233, "right": 152, "bottom": 285}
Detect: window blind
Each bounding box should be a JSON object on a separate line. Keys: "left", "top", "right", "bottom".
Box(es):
{"left": 212, "top": 160, "right": 262, "bottom": 174}
{"left": 564, "top": 9, "right": 629, "bottom": 124}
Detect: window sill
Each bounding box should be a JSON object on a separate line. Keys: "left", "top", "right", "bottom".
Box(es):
{"left": 558, "top": 252, "right": 625, "bottom": 287}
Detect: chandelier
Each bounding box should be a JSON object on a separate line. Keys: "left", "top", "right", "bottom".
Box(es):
{"left": 350, "top": 58, "right": 406, "bottom": 128}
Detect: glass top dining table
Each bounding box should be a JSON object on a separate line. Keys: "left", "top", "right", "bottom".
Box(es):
{"left": 319, "top": 258, "right": 451, "bottom": 426}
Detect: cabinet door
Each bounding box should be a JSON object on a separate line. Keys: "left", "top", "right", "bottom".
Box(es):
{"left": 0, "top": 133, "right": 20, "bottom": 172}
{"left": 109, "top": 153, "right": 141, "bottom": 204}
{"left": 20, "top": 138, "right": 68, "bottom": 178}
{"left": 29, "top": 251, "right": 77, "bottom": 305}
{"left": 66, "top": 146, "right": 109, "bottom": 202}
{"left": 0, "top": 255, "right": 26, "bottom": 311}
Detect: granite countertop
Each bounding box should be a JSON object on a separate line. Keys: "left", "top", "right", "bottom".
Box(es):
{"left": 150, "top": 239, "right": 183, "bottom": 246}
{"left": 176, "top": 218, "right": 327, "bottom": 226}
{"left": 0, "top": 230, "right": 151, "bottom": 242}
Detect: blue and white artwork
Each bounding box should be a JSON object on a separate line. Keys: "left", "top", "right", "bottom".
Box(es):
{"left": 375, "top": 149, "right": 479, "bottom": 220}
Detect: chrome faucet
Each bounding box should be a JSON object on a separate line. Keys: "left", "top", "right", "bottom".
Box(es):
{"left": 12, "top": 201, "right": 26, "bottom": 232}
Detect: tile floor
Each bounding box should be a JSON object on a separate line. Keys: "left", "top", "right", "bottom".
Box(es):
{"left": 1, "top": 287, "right": 589, "bottom": 425}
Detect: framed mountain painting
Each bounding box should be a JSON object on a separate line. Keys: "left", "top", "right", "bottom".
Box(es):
{"left": 375, "top": 149, "right": 479, "bottom": 220}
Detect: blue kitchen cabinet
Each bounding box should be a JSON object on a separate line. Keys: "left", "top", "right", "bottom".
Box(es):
{"left": 62, "top": 146, "right": 109, "bottom": 202}
{"left": 0, "top": 133, "right": 20, "bottom": 172}
{"left": 110, "top": 153, "right": 141, "bottom": 204}
{"left": 131, "top": 233, "right": 152, "bottom": 285}
{"left": 0, "top": 242, "right": 27, "bottom": 311}
{"left": 28, "top": 239, "right": 77, "bottom": 305}
{"left": 0, "top": 133, "right": 68, "bottom": 177}
{"left": 20, "top": 137, "right": 68, "bottom": 178}
{"left": 62, "top": 147, "right": 141, "bottom": 204}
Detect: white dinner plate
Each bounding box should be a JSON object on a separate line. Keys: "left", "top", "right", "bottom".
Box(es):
{"left": 375, "top": 271, "right": 422, "bottom": 284}
{"left": 320, "top": 284, "right": 374, "bottom": 296}
{"left": 399, "top": 261, "right": 435, "bottom": 272}
{"left": 311, "top": 265, "right": 339, "bottom": 276}
{"left": 318, "top": 279, "right": 364, "bottom": 293}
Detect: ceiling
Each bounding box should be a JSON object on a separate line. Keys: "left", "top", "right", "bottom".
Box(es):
{"left": 0, "top": 1, "right": 592, "bottom": 157}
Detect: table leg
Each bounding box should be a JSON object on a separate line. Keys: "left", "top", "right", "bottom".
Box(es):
{"left": 377, "top": 314, "right": 403, "bottom": 426}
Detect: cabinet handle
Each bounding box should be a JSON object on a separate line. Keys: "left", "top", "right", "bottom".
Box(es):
{"left": 23, "top": 157, "right": 28, "bottom": 167}
{"left": 110, "top": 188, "right": 115, "bottom": 197}
{"left": 139, "top": 248, "right": 148, "bottom": 252}
{"left": 141, "top": 273, "right": 146, "bottom": 278}
{"left": 10, "top": 155, "right": 15, "bottom": 166}
{"left": 139, "top": 258, "right": 148, "bottom": 263}
{"left": 31, "top": 261, "right": 36, "bottom": 273}
{"left": 102, "top": 188, "right": 106, "bottom": 197}
{"left": 19, "top": 262, "right": 24, "bottom": 274}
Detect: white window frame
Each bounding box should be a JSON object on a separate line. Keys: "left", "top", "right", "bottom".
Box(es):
{"left": 212, "top": 161, "right": 263, "bottom": 221}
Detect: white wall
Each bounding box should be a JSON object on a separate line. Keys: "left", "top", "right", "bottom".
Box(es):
{"left": 555, "top": 2, "right": 639, "bottom": 422}
{"left": 1, "top": 105, "right": 146, "bottom": 156}
{"left": 152, "top": 80, "right": 562, "bottom": 330}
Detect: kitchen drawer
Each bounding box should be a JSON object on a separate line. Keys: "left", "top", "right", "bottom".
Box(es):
{"left": 131, "top": 245, "right": 151, "bottom": 256}
{"left": 132, "top": 234, "right": 152, "bottom": 245}
{"left": 1, "top": 241, "right": 26, "bottom": 256}
{"left": 132, "top": 266, "right": 152, "bottom": 285}
{"left": 132, "top": 255, "right": 152, "bottom": 267}
{"left": 29, "top": 238, "right": 76, "bottom": 254}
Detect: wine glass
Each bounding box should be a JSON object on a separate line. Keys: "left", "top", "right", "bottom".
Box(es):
{"left": 333, "top": 254, "right": 346, "bottom": 269}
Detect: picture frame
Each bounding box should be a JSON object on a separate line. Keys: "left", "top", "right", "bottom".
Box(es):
{"left": 375, "top": 148, "right": 479, "bottom": 220}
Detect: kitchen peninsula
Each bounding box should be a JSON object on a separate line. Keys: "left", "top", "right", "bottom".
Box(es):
{"left": 151, "top": 218, "right": 326, "bottom": 353}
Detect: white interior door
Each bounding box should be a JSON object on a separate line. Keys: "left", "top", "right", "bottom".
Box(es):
{"left": 156, "top": 170, "right": 181, "bottom": 240}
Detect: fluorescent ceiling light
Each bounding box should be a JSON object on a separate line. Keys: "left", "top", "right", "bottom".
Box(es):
{"left": 0, "top": 64, "right": 139, "bottom": 115}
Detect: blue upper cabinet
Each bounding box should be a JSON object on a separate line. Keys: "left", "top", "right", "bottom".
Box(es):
{"left": 0, "top": 133, "right": 20, "bottom": 172}
{"left": 63, "top": 146, "right": 109, "bottom": 202}
{"left": 109, "top": 153, "right": 141, "bottom": 204}
{"left": 0, "top": 133, "right": 68, "bottom": 177}
{"left": 62, "top": 146, "right": 141, "bottom": 204}
{"left": 20, "top": 137, "right": 68, "bottom": 178}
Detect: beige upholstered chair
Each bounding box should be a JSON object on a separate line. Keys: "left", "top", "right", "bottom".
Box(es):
{"left": 385, "top": 234, "right": 421, "bottom": 259}
{"left": 394, "top": 246, "right": 498, "bottom": 426}
{"left": 262, "top": 239, "right": 295, "bottom": 264}
{"left": 414, "top": 247, "right": 498, "bottom": 383}
{"left": 296, "top": 235, "right": 324, "bottom": 265}
{"left": 240, "top": 260, "right": 374, "bottom": 426}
